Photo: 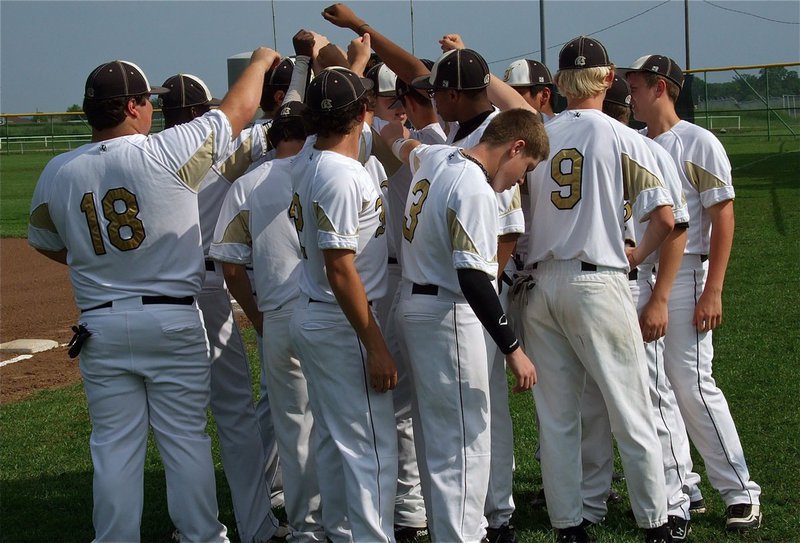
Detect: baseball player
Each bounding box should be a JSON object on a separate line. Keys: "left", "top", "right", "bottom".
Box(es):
{"left": 159, "top": 73, "right": 286, "bottom": 543}
{"left": 210, "top": 101, "right": 326, "bottom": 543}
{"left": 503, "top": 59, "right": 556, "bottom": 121}
{"left": 625, "top": 54, "right": 762, "bottom": 532}
{"left": 578, "top": 74, "right": 694, "bottom": 541}
{"left": 390, "top": 108, "right": 545, "bottom": 543}
{"left": 27, "top": 51, "right": 279, "bottom": 543}
{"left": 289, "top": 67, "right": 398, "bottom": 543}
{"left": 519, "top": 36, "right": 675, "bottom": 543}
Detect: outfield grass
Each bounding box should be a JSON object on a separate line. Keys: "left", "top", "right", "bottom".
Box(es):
{"left": 1, "top": 139, "right": 799, "bottom": 542}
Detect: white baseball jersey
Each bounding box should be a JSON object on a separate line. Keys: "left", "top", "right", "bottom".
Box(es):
{"left": 525, "top": 109, "right": 673, "bottom": 270}
{"left": 648, "top": 120, "right": 734, "bottom": 255}
{"left": 197, "top": 119, "right": 271, "bottom": 256}
{"left": 209, "top": 157, "right": 302, "bottom": 311}
{"left": 290, "top": 145, "right": 388, "bottom": 303}
{"left": 29, "top": 110, "right": 232, "bottom": 309}
{"left": 385, "top": 123, "right": 447, "bottom": 262}
{"left": 401, "top": 144, "right": 499, "bottom": 294}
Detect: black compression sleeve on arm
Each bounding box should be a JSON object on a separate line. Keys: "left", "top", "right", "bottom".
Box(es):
{"left": 457, "top": 268, "right": 519, "bottom": 355}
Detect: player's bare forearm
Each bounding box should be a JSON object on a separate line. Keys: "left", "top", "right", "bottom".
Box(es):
{"left": 694, "top": 199, "right": 734, "bottom": 331}
{"left": 221, "top": 262, "right": 263, "bottom": 336}
{"left": 506, "top": 347, "right": 537, "bottom": 392}
{"left": 627, "top": 205, "right": 674, "bottom": 269}
{"left": 347, "top": 34, "right": 371, "bottom": 76}
{"left": 35, "top": 247, "right": 68, "bottom": 265}
{"left": 323, "top": 249, "right": 397, "bottom": 392}
{"left": 220, "top": 48, "right": 281, "bottom": 136}
{"left": 322, "top": 3, "right": 429, "bottom": 85}
{"left": 639, "top": 227, "right": 686, "bottom": 342}
{"left": 497, "top": 233, "right": 520, "bottom": 276}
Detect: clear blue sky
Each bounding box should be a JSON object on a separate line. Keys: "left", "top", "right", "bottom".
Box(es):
{"left": 1, "top": 0, "right": 798, "bottom": 113}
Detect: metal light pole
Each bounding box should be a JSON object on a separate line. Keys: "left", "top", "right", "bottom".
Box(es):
{"left": 684, "top": 0, "right": 690, "bottom": 70}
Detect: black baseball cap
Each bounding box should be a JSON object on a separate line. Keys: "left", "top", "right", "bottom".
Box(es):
{"left": 274, "top": 100, "right": 307, "bottom": 120}
{"left": 503, "top": 59, "right": 553, "bottom": 87}
{"left": 305, "top": 67, "right": 373, "bottom": 113}
{"left": 558, "top": 36, "right": 612, "bottom": 71}
{"left": 84, "top": 60, "right": 169, "bottom": 100}
{"left": 266, "top": 57, "right": 295, "bottom": 88}
{"left": 159, "top": 74, "right": 221, "bottom": 110}
{"left": 390, "top": 59, "right": 435, "bottom": 109}
{"left": 622, "top": 54, "right": 684, "bottom": 88}
{"left": 604, "top": 75, "right": 631, "bottom": 108}
{"left": 411, "top": 49, "right": 490, "bottom": 91}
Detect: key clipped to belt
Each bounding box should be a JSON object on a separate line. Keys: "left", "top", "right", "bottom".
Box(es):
{"left": 68, "top": 323, "right": 92, "bottom": 358}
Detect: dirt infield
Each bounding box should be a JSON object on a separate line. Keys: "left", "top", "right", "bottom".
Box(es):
{"left": 0, "top": 238, "right": 81, "bottom": 404}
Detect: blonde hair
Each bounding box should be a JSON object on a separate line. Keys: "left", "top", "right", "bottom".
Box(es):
{"left": 554, "top": 66, "right": 613, "bottom": 100}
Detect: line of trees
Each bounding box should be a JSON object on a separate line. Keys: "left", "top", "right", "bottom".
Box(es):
{"left": 692, "top": 67, "right": 800, "bottom": 102}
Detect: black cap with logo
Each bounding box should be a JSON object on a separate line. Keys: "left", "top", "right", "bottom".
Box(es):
{"left": 411, "top": 49, "right": 490, "bottom": 91}
{"left": 558, "top": 36, "right": 612, "bottom": 71}
{"left": 84, "top": 60, "right": 169, "bottom": 100}
{"left": 159, "top": 74, "right": 221, "bottom": 110}
{"left": 305, "top": 67, "right": 373, "bottom": 113}
{"left": 622, "top": 55, "right": 684, "bottom": 88}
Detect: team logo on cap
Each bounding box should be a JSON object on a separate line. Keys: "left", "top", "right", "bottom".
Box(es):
{"left": 86, "top": 88, "right": 95, "bottom": 98}
{"left": 280, "top": 106, "right": 292, "bottom": 117}
{"left": 625, "top": 96, "right": 631, "bottom": 105}
{"left": 503, "top": 67, "right": 513, "bottom": 82}
{"left": 651, "top": 65, "right": 660, "bottom": 72}
{"left": 575, "top": 56, "right": 586, "bottom": 67}
{"left": 538, "top": 76, "right": 545, "bottom": 83}
{"left": 321, "top": 98, "right": 333, "bottom": 110}
{"left": 442, "top": 80, "right": 450, "bottom": 87}
{"left": 483, "top": 74, "right": 490, "bottom": 84}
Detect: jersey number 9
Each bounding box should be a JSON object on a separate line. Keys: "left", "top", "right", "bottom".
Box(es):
{"left": 550, "top": 148, "right": 584, "bottom": 210}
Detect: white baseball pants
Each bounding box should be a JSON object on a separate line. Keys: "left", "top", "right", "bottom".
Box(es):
{"left": 521, "top": 260, "right": 668, "bottom": 530}
{"left": 663, "top": 255, "right": 761, "bottom": 506}
{"left": 398, "top": 283, "right": 490, "bottom": 543}
{"left": 290, "top": 299, "right": 398, "bottom": 543}
{"left": 198, "top": 279, "right": 281, "bottom": 543}
{"left": 80, "top": 298, "right": 228, "bottom": 543}
{"left": 261, "top": 299, "right": 326, "bottom": 543}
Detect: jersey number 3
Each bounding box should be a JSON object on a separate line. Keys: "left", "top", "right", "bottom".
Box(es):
{"left": 550, "top": 148, "right": 584, "bottom": 210}
{"left": 80, "top": 188, "right": 146, "bottom": 255}
{"left": 402, "top": 179, "right": 430, "bottom": 242}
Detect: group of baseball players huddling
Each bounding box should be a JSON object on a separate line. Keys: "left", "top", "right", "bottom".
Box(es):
{"left": 28, "top": 3, "right": 762, "bottom": 543}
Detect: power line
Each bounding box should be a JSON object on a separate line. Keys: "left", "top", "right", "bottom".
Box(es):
{"left": 703, "top": 0, "right": 799, "bottom": 25}
{"left": 487, "top": 0, "right": 672, "bottom": 65}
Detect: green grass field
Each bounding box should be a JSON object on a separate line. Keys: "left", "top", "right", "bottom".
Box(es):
{"left": 1, "top": 138, "right": 799, "bottom": 542}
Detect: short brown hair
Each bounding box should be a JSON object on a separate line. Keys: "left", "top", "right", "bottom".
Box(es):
{"left": 480, "top": 108, "right": 549, "bottom": 161}
{"left": 302, "top": 96, "right": 368, "bottom": 138}
{"left": 83, "top": 94, "right": 148, "bottom": 130}
{"left": 639, "top": 72, "right": 681, "bottom": 103}
{"left": 603, "top": 103, "right": 631, "bottom": 125}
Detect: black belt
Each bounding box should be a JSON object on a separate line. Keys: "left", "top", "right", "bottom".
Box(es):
{"left": 388, "top": 257, "right": 398, "bottom": 265}
{"left": 205, "top": 260, "right": 216, "bottom": 271}
{"left": 310, "top": 297, "right": 372, "bottom": 306}
{"left": 412, "top": 283, "right": 439, "bottom": 296}
{"left": 83, "top": 295, "right": 195, "bottom": 313}
{"left": 700, "top": 254, "right": 708, "bottom": 262}
{"left": 628, "top": 269, "right": 638, "bottom": 280}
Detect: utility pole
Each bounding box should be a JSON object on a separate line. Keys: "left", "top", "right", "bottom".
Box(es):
{"left": 540, "top": 0, "right": 547, "bottom": 65}
{"left": 684, "top": 0, "right": 691, "bottom": 69}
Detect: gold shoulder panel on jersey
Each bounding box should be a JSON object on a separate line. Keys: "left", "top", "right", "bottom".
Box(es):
{"left": 499, "top": 185, "right": 522, "bottom": 218}
{"left": 358, "top": 132, "right": 369, "bottom": 165}
{"left": 685, "top": 161, "right": 727, "bottom": 193}
{"left": 218, "top": 134, "right": 255, "bottom": 183}
{"left": 447, "top": 208, "right": 480, "bottom": 255}
{"left": 370, "top": 127, "right": 403, "bottom": 177}
{"left": 176, "top": 132, "right": 215, "bottom": 191}
{"left": 313, "top": 202, "right": 336, "bottom": 233}
{"left": 621, "top": 153, "right": 663, "bottom": 205}
{"left": 220, "top": 210, "right": 252, "bottom": 246}
{"left": 29, "top": 203, "right": 57, "bottom": 233}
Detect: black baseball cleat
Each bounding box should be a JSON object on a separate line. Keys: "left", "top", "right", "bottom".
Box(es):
{"left": 688, "top": 497, "right": 706, "bottom": 514}
{"left": 394, "top": 525, "right": 429, "bottom": 542}
{"left": 555, "top": 525, "right": 597, "bottom": 543}
{"left": 726, "top": 503, "right": 762, "bottom": 531}
{"left": 485, "top": 523, "right": 516, "bottom": 543}
{"left": 606, "top": 490, "right": 623, "bottom": 505}
{"left": 644, "top": 523, "right": 672, "bottom": 543}
{"left": 668, "top": 515, "right": 691, "bottom": 542}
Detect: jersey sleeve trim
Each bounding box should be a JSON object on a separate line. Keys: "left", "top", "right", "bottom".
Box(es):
{"left": 29, "top": 203, "right": 57, "bottom": 233}
{"left": 176, "top": 132, "right": 215, "bottom": 192}
{"left": 685, "top": 161, "right": 729, "bottom": 193}
{"left": 622, "top": 153, "right": 664, "bottom": 205}
{"left": 218, "top": 135, "right": 255, "bottom": 182}
{"left": 218, "top": 211, "right": 252, "bottom": 246}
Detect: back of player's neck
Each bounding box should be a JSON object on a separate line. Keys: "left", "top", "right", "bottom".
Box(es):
{"left": 314, "top": 131, "right": 360, "bottom": 160}
{"left": 566, "top": 95, "right": 603, "bottom": 111}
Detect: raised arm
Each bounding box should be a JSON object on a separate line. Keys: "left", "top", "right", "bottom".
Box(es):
{"left": 322, "top": 3, "right": 430, "bottom": 84}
